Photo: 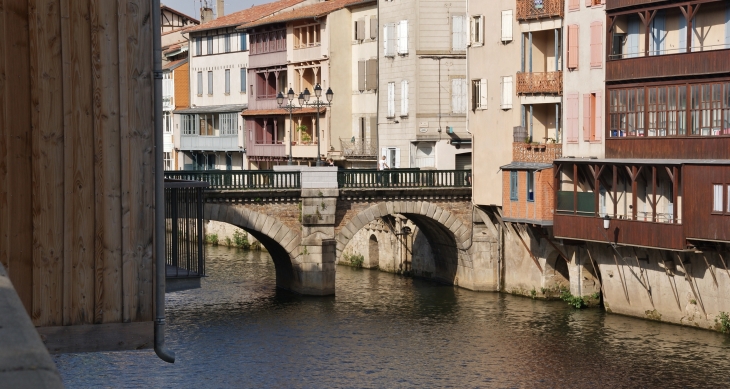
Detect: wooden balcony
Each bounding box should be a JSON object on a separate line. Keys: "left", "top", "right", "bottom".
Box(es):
{"left": 606, "top": 137, "right": 730, "bottom": 160}
{"left": 606, "top": 49, "right": 730, "bottom": 82}
{"left": 516, "top": 71, "right": 562, "bottom": 95}
{"left": 606, "top": 0, "right": 669, "bottom": 11}
{"left": 247, "top": 143, "right": 286, "bottom": 159}
{"left": 516, "top": 0, "right": 564, "bottom": 20}
{"left": 554, "top": 214, "right": 686, "bottom": 250}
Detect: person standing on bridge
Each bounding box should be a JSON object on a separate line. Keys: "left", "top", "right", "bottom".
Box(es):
{"left": 378, "top": 156, "right": 389, "bottom": 171}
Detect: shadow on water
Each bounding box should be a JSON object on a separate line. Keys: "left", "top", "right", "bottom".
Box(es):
{"left": 55, "top": 245, "right": 730, "bottom": 388}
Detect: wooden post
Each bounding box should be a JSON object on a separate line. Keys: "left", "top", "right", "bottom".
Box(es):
{"left": 594, "top": 165, "right": 600, "bottom": 216}
{"left": 573, "top": 163, "right": 578, "bottom": 215}
{"left": 651, "top": 166, "right": 657, "bottom": 222}
{"left": 631, "top": 166, "right": 638, "bottom": 220}
{"left": 612, "top": 165, "right": 618, "bottom": 217}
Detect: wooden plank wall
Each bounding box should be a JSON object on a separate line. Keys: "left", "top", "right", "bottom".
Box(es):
{"left": 0, "top": 0, "right": 154, "bottom": 327}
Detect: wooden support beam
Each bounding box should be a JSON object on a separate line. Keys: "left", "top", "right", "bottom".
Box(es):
{"left": 672, "top": 166, "right": 679, "bottom": 224}
{"left": 534, "top": 227, "right": 569, "bottom": 264}
{"left": 701, "top": 254, "right": 718, "bottom": 288}
{"left": 612, "top": 165, "right": 618, "bottom": 217}
{"left": 631, "top": 166, "right": 638, "bottom": 220}
{"left": 573, "top": 164, "right": 578, "bottom": 215}
{"left": 675, "top": 253, "right": 706, "bottom": 318}
{"left": 514, "top": 225, "right": 543, "bottom": 273}
{"left": 651, "top": 166, "right": 657, "bottom": 222}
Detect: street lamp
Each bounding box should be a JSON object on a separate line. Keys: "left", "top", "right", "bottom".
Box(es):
{"left": 603, "top": 214, "right": 610, "bottom": 230}
{"left": 277, "top": 87, "right": 303, "bottom": 165}
{"left": 303, "top": 84, "right": 333, "bottom": 166}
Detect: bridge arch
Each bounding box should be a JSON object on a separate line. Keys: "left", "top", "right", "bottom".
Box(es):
{"left": 204, "top": 203, "right": 301, "bottom": 291}
{"left": 336, "top": 201, "right": 473, "bottom": 285}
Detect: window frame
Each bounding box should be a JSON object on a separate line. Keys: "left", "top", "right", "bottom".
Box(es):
{"left": 207, "top": 71, "right": 213, "bottom": 95}
{"left": 240, "top": 68, "right": 247, "bottom": 93}
{"left": 527, "top": 170, "right": 535, "bottom": 202}
{"left": 224, "top": 69, "right": 230, "bottom": 95}
{"left": 712, "top": 183, "right": 724, "bottom": 214}
{"left": 206, "top": 36, "right": 213, "bottom": 55}
{"left": 510, "top": 171, "right": 518, "bottom": 201}
{"left": 197, "top": 71, "right": 203, "bottom": 96}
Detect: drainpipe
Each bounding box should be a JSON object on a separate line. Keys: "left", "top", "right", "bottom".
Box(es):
{"left": 153, "top": 0, "right": 176, "bottom": 364}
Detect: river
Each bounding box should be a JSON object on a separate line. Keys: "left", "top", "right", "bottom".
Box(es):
{"left": 55, "top": 245, "right": 730, "bottom": 388}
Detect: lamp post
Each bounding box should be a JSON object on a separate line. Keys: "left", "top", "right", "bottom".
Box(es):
{"left": 603, "top": 214, "right": 610, "bottom": 230}
{"left": 277, "top": 88, "right": 305, "bottom": 165}
{"left": 302, "top": 84, "right": 333, "bottom": 166}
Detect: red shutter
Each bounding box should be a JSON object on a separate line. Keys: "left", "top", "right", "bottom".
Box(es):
{"left": 585, "top": 0, "right": 591, "bottom": 7}
{"left": 590, "top": 21, "right": 603, "bottom": 68}
{"left": 568, "top": 25, "right": 579, "bottom": 69}
{"left": 566, "top": 93, "right": 579, "bottom": 143}
{"left": 583, "top": 94, "right": 592, "bottom": 142}
{"left": 595, "top": 92, "right": 603, "bottom": 141}
{"left": 569, "top": 0, "right": 580, "bottom": 11}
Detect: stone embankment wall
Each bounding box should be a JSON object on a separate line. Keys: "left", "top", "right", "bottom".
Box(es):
{"left": 204, "top": 220, "right": 265, "bottom": 250}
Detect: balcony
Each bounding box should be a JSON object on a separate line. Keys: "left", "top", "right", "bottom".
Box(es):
{"left": 180, "top": 135, "right": 240, "bottom": 152}
{"left": 554, "top": 214, "right": 686, "bottom": 250}
{"left": 516, "top": 0, "right": 564, "bottom": 21}
{"left": 340, "top": 138, "right": 377, "bottom": 159}
{"left": 249, "top": 50, "right": 287, "bottom": 69}
{"left": 247, "top": 142, "right": 286, "bottom": 159}
{"left": 607, "top": 49, "right": 730, "bottom": 82}
{"left": 517, "top": 72, "right": 562, "bottom": 95}
{"left": 512, "top": 142, "right": 562, "bottom": 164}
{"left": 606, "top": 0, "right": 665, "bottom": 11}
{"left": 292, "top": 45, "right": 323, "bottom": 63}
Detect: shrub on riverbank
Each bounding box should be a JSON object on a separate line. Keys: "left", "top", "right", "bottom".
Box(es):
{"left": 205, "top": 234, "right": 219, "bottom": 246}
{"left": 716, "top": 312, "right": 730, "bottom": 334}
{"left": 343, "top": 252, "right": 365, "bottom": 268}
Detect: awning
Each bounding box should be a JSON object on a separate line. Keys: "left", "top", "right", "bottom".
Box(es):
{"left": 174, "top": 104, "right": 247, "bottom": 114}
{"left": 241, "top": 107, "right": 326, "bottom": 116}
{"left": 499, "top": 162, "right": 553, "bottom": 171}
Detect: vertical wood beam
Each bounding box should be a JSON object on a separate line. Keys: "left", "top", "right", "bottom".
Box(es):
{"left": 29, "top": 0, "right": 65, "bottom": 326}
{"left": 5, "top": 0, "right": 34, "bottom": 315}
{"left": 573, "top": 163, "right": 578, "bottom": 215}
{"left": 651, "top": 166, "right": 657, "bottom": 222}
{"left": 631, "top": 166, "right": 638, "bottom": 220}
{"left": 594, "top": 165, "right": 600, "bottom": 216}
{"left": 612, "top": 165, "right": 618, "bottom": 217}
{"left": 673, "top": 166, "right": 678, "bottom": 224}
{"left": 528, "top": 31, "right": 532, "bottom": 73}
{"left": 0, "top": 0, "right": 9, "bottom": 273}
{"left": 687, "top": 5, "right": 693, "bottom": 53}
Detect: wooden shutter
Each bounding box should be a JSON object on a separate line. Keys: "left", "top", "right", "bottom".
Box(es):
{"left": 568, "top": 25, "right": 579, "bottom": 69}
{"left": 569, "top": 0, "right": 580, "bottom": 11}
{"left": 398, "top": 20, "right": 408, "bottom": 54}
{"left": 394, "top": 148, "right": 401, "bottom": 168}
{"left": 401, "top": 80, "right": 409, "bottom": 116}
{"left": 383, "top": 24, "right": 390, "bottom": 56}
{"left": 590, "top": 21, "right": 603, "bottom": 68}
{"left": 370, "top": 16, "right": 378, "bottom": 40}
{"left": 452, "top": 15, "right": 466, "bottom": 50}
{"left": 501, "top": 10, "right": 513, "bottom": 42}
{"left": 358, "top": 60, "right": 366, "bottom": 91}
{"left": 583, "top": 94, "right": 592, "bottom": 142}
{"left": 452, "top": 79, "right": 466, "bottom": 114}
{"left": 366, "top": 59, "right": 377, "bottom": 90}
{"left": 357, "top": 19, "right": 365, "bottom": 40}
{"left": 480, "top": 79, "right": 488, "bottom": 109}
{"left": 501, "top": 76, "right": 513, "bottom": 109}
{"left": 566, "top": 93, "right": 579, "bottom": 142}
{"left": 585, "top": 0, "right": 591, "bottom": 7}
{"left": 387, "top": 82, "right": 395, "bottom": 117}
{"left": 369, "top": 116, "right": 378, "bottom": 139}
{"left": 594, "top": 92, "right": 603, "bottom": 141}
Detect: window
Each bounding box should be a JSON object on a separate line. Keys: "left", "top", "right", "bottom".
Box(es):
{"left": 207, "top": 36, "right": 213, "bottom": 55}
{"left": 293, "top": 25, "right": 319, "bottom": 49}
{"left": 566, "top": 93, "right": 579, "bottom": 142}
{"left": 649, "top": 11, "right": 666, "bottom": 56}
{"left": 471, "top": 15, "right": 484, "bottom": 46}
{"left": 384, "top": 23, "right": 396, "bottom": 57}
{"left": 527, "top": 171, "right": 535, "bottom": 202}
{"left": 387, "top": 82, "right": 395, "bottom": 117}
{"left": 224, "top": 34, "right": 231, "bottom": 53}
{"left": 568, "top": 0, "right": 580, "bottom": 11}
{"left": 627, "top": 17, "right": 640, "bottom": 58}
{"left": 397, "top": 20, "right": 408, "bottom": 54}
{"left": 472, "top": 79, "right": 487, "bottom": 110}
{"left": 510, "top": 171, "right": 518, "bottom": 201}
{"left": 197, "top": 71, "right": 203, "bottom": 96}
{"left": 163, "top": 112, "right": 172, "bottom": 133}
{"left": 366, "top": 59, "right": 377, "bottom": 90}
{"left": 400, "top": 80, "right": 409, "bottom": 117}
{"left": 370, "top": 16, "right": 378, "bottom": 40}
{"left": 728, "top": 185, "right": 730, "bottom": 213}
{"left": 163, "top": 152, "right": 172, "bottom": 170}
{"left": 501, "top": 10, "right": 513, "bottom": 42}
{"left": 414, "top": 142, "right": 435, "bottom": 168}
{"left": 355, "top": 19, "right": 365, "bottom": 41}
{"left": 590, "top": 21, "right": 603, "bottom": 68}
{"left": 195, "top": 37, "right": 202, "bottom": 56}
{"left": 182, "top": 114, "right": 197, "bottom": 135}
{"left": 567, "top": 25, "right": 579, "bottom": 69}
{"left": 358, "top": 60, "right": 366, "bottom": 91}
{"left": 713, "top": 184, "right": 723, "bottom": 213}
{"left": 207, "top": 71, "right": 213, "bottom": 95}
{"left": 609, "top": 88, "right": 646, "bottom": 137}
{"left": 583, "top": 92, "right": 602, "bottom": 141}
{"left": 220, "top": 113, "right": 237, "bottom": 135}
{"left": 240, "top": 32, "right": 248, "bottom": 51}
{"left": 452, "top": 15, "right": 467, "bottom": 51}
{"left": 240, "top": 68, "right": 247, "bottom": 93}
{"left": 225, "top": 69, "right": 230, "bottom": 94}
{"left": 452, "top": 78, "right": 467, "bottom": 114}
{"left": 226, "top": 154, "right": 232, "bottom": 170}
{"left": 501, "top": 76, "right": 513, "bottom": 110}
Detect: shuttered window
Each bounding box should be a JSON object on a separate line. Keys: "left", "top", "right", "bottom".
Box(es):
{"left": 452, "top": 78, "right": 467, "bottom": 114}
{"left": 401, "top": 80, "right": 409, "bottom": 116}
{"left": 225, "top": 69, "right": 230, "bottom": 94}
{"left": 240, "top": 33, "right": 247, "bottom": 51}
{"left": 501, "top": 10, "right": 513, "bottom": 42}
{"left": 590, "top": 21, "right": 603, "bottom": 68}
{"left": 224, "top": 34, "right": 231, "bottom": 53}
{"left": 567, "top": 25, "right": 579, "bottom": 69}
{"left": 197, "top": 71, "right": 203, "bottom": 95}
{"left": 366, "top": 59, "right": 377, "bottom": 90}
{"left": 594, "top": 92, "right": 603, "bottom": 141}
{"left": 370, "top": 16, "right": 378, "bottom": 40}
{"left": 627, "top": 17, "right": 640, "bottom": 58}
{"left": 207, "top": 71, "right": 213, "bottom": 95}
{"left": 650, "top": 11, "right": 666, "bottom": 56}
{"left": 510, "top": 171, "right": 518, "bottom": 201}
{"left": 501, "top": 76, "right": 513, "bottom": 110}
{"left": 355, "top": 19, "right": 365, "bottom": 41}
{"left": 240, "top": 68, "right": 246, "bottom": 93}
{"left": 384, "top": 23, "right": 396, "bottom": 57}
{"left": 566, "top": 93, "right": 579, "bottom": 142}
{"left": 397, "top": 20, "right": 408, "bottom": 54}
{"left": 358, "top": 60, "right": 366, "bottom": 91}
{"left": 472, "top": 79, "right": 487, "bottom": 110}
{"left": 207, "top": 36, "right": 213, "bottom": 55}
{"left": 568, "top": 0, "right": 579, "bottom": 11}
{"left": 452, "top": 15, "right": 467, "bottom": 51}
{"left": 583, "top": 94, "right": 592, "bottom": 141}
{"left": 370, "top": 116, "right": 378, "bottom": 139}
{"left": 387, "top": 82, "right": 395, "bottom": 117}
{"left": 471, "top": 15, "right": 484, "bottom": 46}
{"left": 713, "top": 184, "right": 723, "bottom": 212}
{"left": 726, "top": 6, "right": 730, "bottom": 49}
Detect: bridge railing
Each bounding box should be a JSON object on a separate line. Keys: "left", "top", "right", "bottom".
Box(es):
{"left": 337, "top": 169, "right": 472, "bottom": 188}
{"left": 165, "top": 179, "right": 208, "bottom": 279}
{"left": 164, "top": 170, "right": 301, "bottom": 190}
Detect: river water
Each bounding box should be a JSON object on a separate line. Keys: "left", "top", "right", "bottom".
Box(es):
{"left": 55, "top": 246, "right": 730, "bottom": 388}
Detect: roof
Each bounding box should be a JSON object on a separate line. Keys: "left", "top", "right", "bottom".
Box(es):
{"left": 241, "top": 0, "right": 366, "bottom": 29}
{"left": 174, "top": 104, "right": 247, "bottom": 114}
{"left": 160, "top": 4, "right": 200, "bottom": 24}
{"left": 241, "top": 107, "right": 326, "bottom": 116}
{"left": 500, "top": 162, "right": 553, "bottom": 171}
{"left": 162, "top": 58, "right": 187, "bottom": 71}
{"left": 554, "top": 158, "right": 730, "bottom": 166}
{"left": 184, "top": 0, "right": 307, "bottom": 34}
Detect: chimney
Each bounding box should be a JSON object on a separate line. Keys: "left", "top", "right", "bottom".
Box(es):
{"left": 216, "top": 0, "right": 224, "bottom": 18}
{"left": 200, "top": 7, "right": 214, "bottom": 23}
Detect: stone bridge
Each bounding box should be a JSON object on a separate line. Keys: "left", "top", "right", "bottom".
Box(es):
{"left": 169, "top": 167, "right": 498, "bottom": 296}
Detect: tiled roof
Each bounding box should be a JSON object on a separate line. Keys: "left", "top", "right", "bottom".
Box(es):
{"left": 183, "top": 0, "right": 307, "bottom": 34}
{"left": 241, "top": 107, "right": 325, "bottom": 116}
{"left": 161, "top": 4, "right": 200, "bottom": 24}
{"left": 162, "top": 58, "right": 187, "bottom": 71}
{"left": 241, "top": 0, "right": 366, "bottom": 29}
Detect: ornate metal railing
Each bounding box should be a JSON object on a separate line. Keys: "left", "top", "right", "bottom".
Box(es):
{"left": 516, "top": 0, "right": 564, "bottom": 20}
{"left": 338, "top": 169, "right": 472, "bottom": 189}
{"left": 165, "top": 179, "right": 207, "bottom": 279}
{"left": 164, "top": 170, "right": 301, "bottom": 190}
{"left": 340, "top": 137, "right": 377, "bottom": 158}
{"left": 516, "top": 71, "right": 563, "bottom": 95}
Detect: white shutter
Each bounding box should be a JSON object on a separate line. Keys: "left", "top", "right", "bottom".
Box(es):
{"left": 398, "top": 20, "right": 408, "bottom": 54}
{"left": 501, "top": 10, "right": 513, "bottom": 42}
{"left": 479, "top": 16, "right": 485, "bottom": 44}
{"left": 388, "top": 82, "right": 395, "bottom": 117}
{"left": 479, "top": 78, "right": 488, "bottom": 110}
{"left": 452, "top": 15, "right": 466, "bottom": 51}
{"left": 501, "top": 76, "right": 513, "bottom": 109}
{"left": 383, "top": 24, "right": 389, "bottom": 56}
{"left": 470, "top": 16, "right": 475, "bottom": 45}
{"left": 394, "top": 148, "right": 401, "bottom": 168}
{"left": 452, "top": 78, "right": 467, "bottom": 114}
{"left": 382, "top": 147, "right": 387, "bottom": 158}
{"left": 400, "top": 80, "right": 409, "bottom": 116}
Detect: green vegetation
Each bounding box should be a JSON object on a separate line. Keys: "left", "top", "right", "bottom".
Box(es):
{"left": 530, "top": 288, "right": 537, "bottom": 299}
{"left": 205, "top": 233, "right": 219, "bottom": 246}
{"left": 716, "top": 312, "right": 730, "bottom": 334}
{"left": 343, "top": 252, "right": 365, "bottom": 268}
{"left": 560, "top": 290, "right": 600, "bottom": 309}
{"left": 232, "top": 230, "right": 250, "bottom": 249}
{"left": 225, "top": 237, "right": 232, "bottom": 246}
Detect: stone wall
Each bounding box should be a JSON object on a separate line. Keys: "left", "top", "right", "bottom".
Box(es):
{"left": 512, "top": 142, "right": 562, "bottom": 163}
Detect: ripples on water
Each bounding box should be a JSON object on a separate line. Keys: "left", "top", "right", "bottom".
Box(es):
{"left": 55, "top": 246, "right": 730, "bottom": 388}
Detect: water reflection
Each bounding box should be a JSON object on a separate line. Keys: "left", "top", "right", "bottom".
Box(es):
{"left": 56, "top": 246, "right": 730, "bottom": 388}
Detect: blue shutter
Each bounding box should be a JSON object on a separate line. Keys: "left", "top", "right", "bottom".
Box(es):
{"left": 628, "top": 17, "right": 639, "bottom": 58}
{"left": 679, "top": 14, "right": 687, "bottom": 53}
{"left": 240, "top": 68, "right": 246, "bottom": 93}
{"left": 510, "top": 171, "right": 518, "bottom": 201}
{"left": 240, "top": 32, "right": 248, "bottom": 51}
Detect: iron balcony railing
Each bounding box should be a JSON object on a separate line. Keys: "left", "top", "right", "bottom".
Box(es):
{"left": 516, "top": 0, "right": 564, "bottom": 20}
{"left": 165, "top": 179, "right": 208, "bottom": 279}
{"left": 164, "top": 170, "right": 301, "bottom": 190}
{"left": 340, "top": 137, "right": 377, "bottom": 158}
{"left": 338, "top": 169, "right": 472, "bottom": 189}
